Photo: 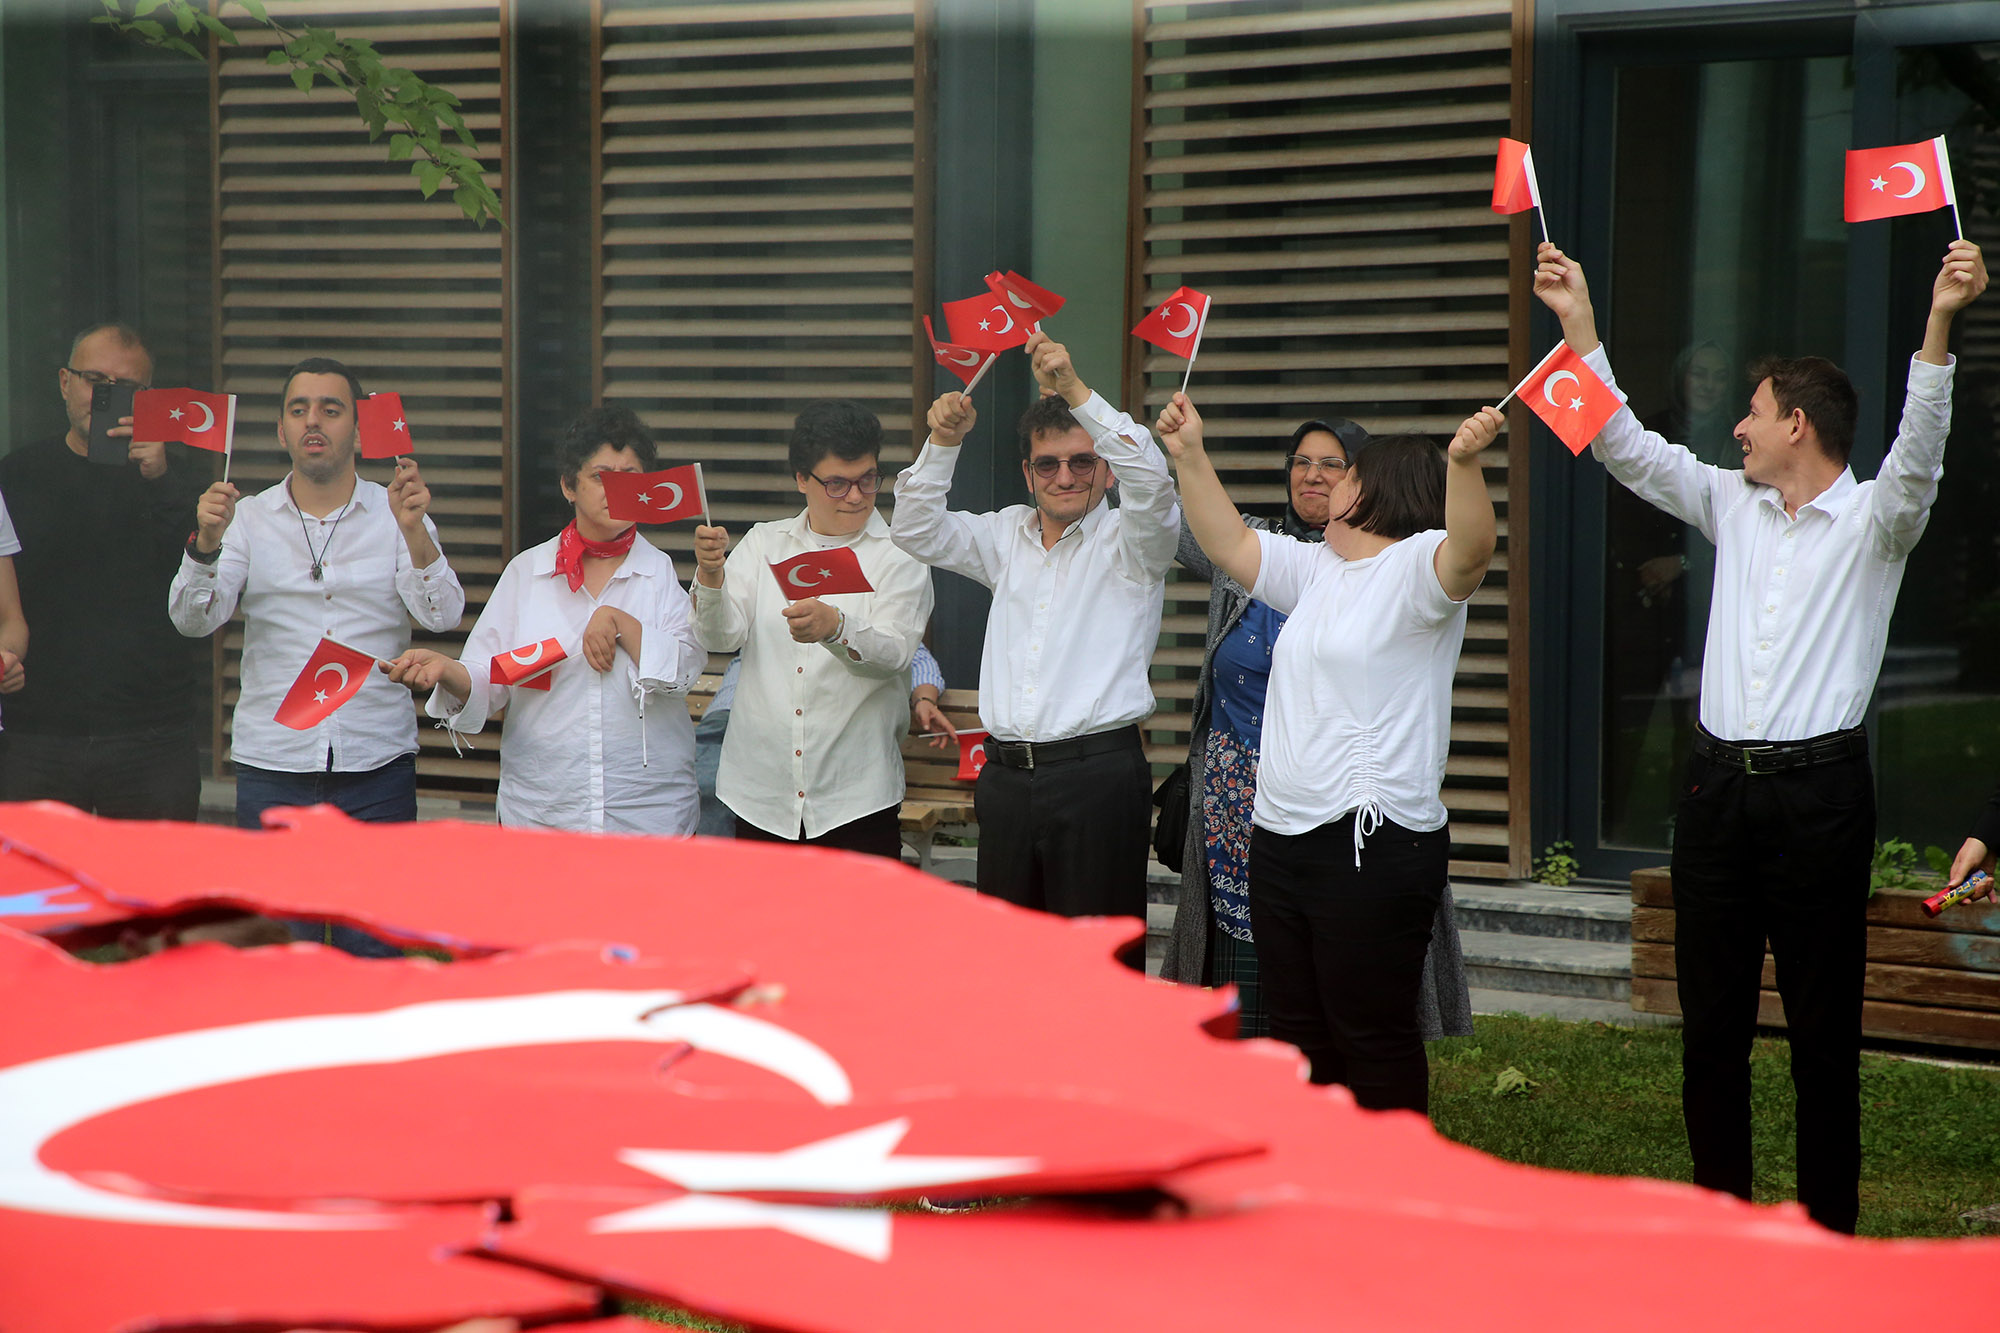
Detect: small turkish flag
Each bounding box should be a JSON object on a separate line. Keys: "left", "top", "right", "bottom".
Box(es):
{"left": 985, "top": 270, "right": 1065, "bottom": 325}
{"left": 923, "top": 317, "right": 993, "bottom": 388}
{"left": 1513, "top": 343, "right": 1624, "bottom": 456}
{"left": 1844, "top": 136, "right": 1954, "bottom": 223}
{"left": 490, "top": 637, "right": 566, "bottom": 692}
{"left": 356, "top": 392, "right": 413, "bottom": 460}
{"left": 132, "top": 388, "right": 235, "bottom": 455}
{"left": 769, "top": 546, "right": 873, "bottom": 599}
{"left": 944, "top": 292, "right": 1032, "bottom": 352}
{"left": 954, "top": 730, "right": 991, "bottom": 782}
{"left": 1132, "top": 287, "right": 1212, "bottom": 359}
{"left": 602, "top": 463, "right": 706, "bottom": 524}
{"left": 1492, "top": 137, "right": 1542, "bottom": 215}
{"left": 274, "top": 637, "right": 378, "bottom": 730}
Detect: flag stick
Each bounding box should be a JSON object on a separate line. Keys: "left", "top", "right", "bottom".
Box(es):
{"left": 1934, "top": 135, "right": 1964, "bottom": 242}
{"left": 221, "top": 394, "right": 237, "bottom": 484}
{"left": 961, "top": 352, "right": 998, "bottom": 396}
{"left": 1496, "top": 341, "right": 1567, "bottom": 412}
{"left": 695, "top": 461, "right": 711, "bottom": 530}
{"left": 1535, "top": 203, "right": 1550, "bottom": 245}
{"left": 1177, "top": 300, "right": 1212, "bottom": 397}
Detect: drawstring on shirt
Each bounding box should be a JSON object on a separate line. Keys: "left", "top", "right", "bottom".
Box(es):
{"left": 1351, "top": 798, "right": 1382, "bottom": 868}
{"left": 433, "top": 719, "right": 471, "bottom": 758}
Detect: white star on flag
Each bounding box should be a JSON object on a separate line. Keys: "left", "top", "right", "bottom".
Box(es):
{"left": 168, "top": 408, "right": 184, "bottom": 421}
{"left": 312, "top": 690, "right": 329, "bottom": 704}
{"left": 979, "top": 319, "right": 993, "bottom": 331}
{"left": 592, "top": 1193, "right": 895, "bottom": 1261}
{"left": 636, "top": 492, "right": 652, "bottom": 505}
{"left": 1568, "top": 396, "right": 1586, "bottom": 411}
{"left": 392, "top": 418, "right": 406, "bottom": 432}
{"left": 819, "top": 568, "right": 833, "bottom": 579}
{"left": 1870, "top": 175, "right": 1887, "bottom": 192}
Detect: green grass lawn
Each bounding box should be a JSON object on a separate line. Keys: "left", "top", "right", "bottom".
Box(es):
{"left": 1430, "top": 1014, "right": 2000, "bottom": 1238}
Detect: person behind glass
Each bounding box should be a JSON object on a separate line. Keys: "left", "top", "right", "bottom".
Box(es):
{"left": 1156, "top": 390, "right": 1499, "bottom": 1114}
{"left": 690, "top": 400, "right": 934, "bottom": 859}
{"left": 383, "top": 407, "right": 705, "bottom": 835}
{"left": 0, "top": 324, "right": 205, "bottom": 819}
{"left": 1160, "top": 416, "right": 1473, "bottom": 1049}
{"left": 892, "top": 333, "right": 1180, "bottom": 919}
{"left": 1534, "top": 239, "right": 1987, "bottom": 1233}
{"left": 170, "top": 356, "right": 465, "bottom": 829}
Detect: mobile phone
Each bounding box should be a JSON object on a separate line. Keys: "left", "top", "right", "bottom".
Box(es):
{"left": 87, "top": 381, "right": 139, "bottom": 466}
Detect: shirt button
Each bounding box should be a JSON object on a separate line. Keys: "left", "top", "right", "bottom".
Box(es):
{"left": 1752, "top": 681, "right": 1764, "bottom": 691}
{"left": 795, "top": 749, "right": 802, "bottom": 757}
{"left": 796, "top": 666, "right": 804, "bottom": 674}
{"left": 795, "top": 708, "right": 802, "bottom": 716}
{"left": 1759, "top": 641, "right": 1770, "bottom": 650}
{"left": 1766, "top": 604, "right": 1776, "bottom": 613}
{"left": 797, "top": 790, "right": 804, "bottom": 798}
{"left": 1776, "top": 567, "right": 1786, "bottom": 576}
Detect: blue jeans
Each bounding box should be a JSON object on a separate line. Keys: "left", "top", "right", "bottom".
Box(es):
{"left": 235, "top": 753, "right": 417, "bottom": 959}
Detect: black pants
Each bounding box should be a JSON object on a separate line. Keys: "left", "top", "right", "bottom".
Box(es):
{"left": 1671, "top": 739, "right": 1872, "bottom": 1234}
{"left": 734, "top": 803, "right": 903, "bottom": 860}
{"left": 973, "top": 728, "right": 1150, "bottom": 919}
{"left": 1249, "top": 814, "right": 1447, "bottom": 1113}
{"left": 0, "top": 722, "right": 201, "bottom": 821}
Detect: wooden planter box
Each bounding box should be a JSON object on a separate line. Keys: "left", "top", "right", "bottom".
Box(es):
{"left": 1630, "top": 867, "right": 2000, "bottom": 1052}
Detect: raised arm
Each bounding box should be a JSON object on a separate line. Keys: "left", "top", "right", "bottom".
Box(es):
{"left": 888, "top": 392, "right": 1007, "bottom": 589}
{"left": 1436, "top": 408, "right": 1502, "bottom": 602}
{"left": 169, "top": 481, "right": 247, "bottom": 638}
{"left": 1155, "top": 392, "right": 1259, "bottom": 592}
{"left": 1918, "top": 239, "right": 1987, "bottom": 367}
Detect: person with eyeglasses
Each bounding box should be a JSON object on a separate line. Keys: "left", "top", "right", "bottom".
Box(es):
{"left": 689, "top": 399, "right": 934, "bottom": 859}
{"left": 891, "top": 331, "right": 1180, "bottom": 921}
{"left": 1158, "top": 417, "right": 1471, "bottom": 1052}
{"left": 0, "top": 323, "right": 204, "bottom": 820}
{"left": 1156, "top": 389, "right": 1500, "bottom": 1116}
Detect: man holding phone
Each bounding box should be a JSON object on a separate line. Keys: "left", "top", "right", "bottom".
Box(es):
{"left": 0, "top": 323, "right": 210, "bottom": 820}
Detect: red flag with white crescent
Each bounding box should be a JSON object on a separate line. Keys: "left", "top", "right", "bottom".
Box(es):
{"left": 769, "top": 546, "right": 873, "bottom": 599}
{"left": 1492, "top": 137, "right": 1542, "bottom": 214}
{"left": 603, "top": 463, "right": 706, "bottom": 524}
{"left": 490, "top": 637, "right": 566, "bottom": 691}
{"left": 1844, "top": 136, "right": 1953, "bottom": 222}
{"left": 923, "top": 317, "right": 993, "bottom": 388}
{"left": 984, "top": 270, "right": 1065, "bottom": 325}
{"left": 131, "top": 387, "right": 235, "bottom": 456}
{"left": 943, "top": 292, "right": 1032, "bottom": 352}
{"left": 1511, "top": 343, "right": 1624, "bottom": 456}
{"left": 273, "top": 637, "right": 378, "bottom": 730}
{"left": 954, "top": 729, "right": 990, "bottom": 782}
{"left": 1131, "top": 287, "right": 1212, "bottom": 359}
{"left": 356, "top": 392, "right": 413, "bottom": 459}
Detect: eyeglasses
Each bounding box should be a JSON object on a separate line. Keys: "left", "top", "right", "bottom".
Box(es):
{"left": 1028, "top": 453, "right": 1102, "bottom": 479}
{"left": 1287, "top": 454, "right": 1350, "bottom": 474}
{"left": 805, "top": 469, "right": 882, "bottom": 499}
{"left": 64, "top": 367, "right": 150, "bottom": 391}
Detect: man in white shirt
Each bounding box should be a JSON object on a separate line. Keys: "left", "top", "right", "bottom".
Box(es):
{"left": 1535, "top": 238, "right": 1987, "bottom": 1233}
{"left": 691, "top": 399, "right": 933, "bottom": 858}
{"left": 892, "top": 332, "right": 1180, "bottom": 919}
{"left": 170, "top": 356, "right": 465, "bottom": 831}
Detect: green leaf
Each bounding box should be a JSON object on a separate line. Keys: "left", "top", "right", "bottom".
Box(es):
{"left": 196, "top": 12, "right": 237, "bottom": 43}
{"left": 236, "top": 0, "right": 270, "bottom": 23}
{"left": 415, "top": 162, "right": 449, "bottom": 198}
{"left": 265, "top": 49, "right": 287, "bottom": 65}
{"left": 132, "top": 18, "right": 166, "bottom": 38}
{"left": 133, "top": 0, "right": 167, "bottom": 16}
{"left": 163, "top": 34, "right": 203, "bottom": 58}
{"left": 290, "top": 67, "right": 314, "bottom": 94}
{"left": 1493, "top": 1066, "right": 1538, "bottom": 1098}
{"left": 174, "top": 4, "right": 196, "bottom": 34}
{"left": 1926, "top": 845, "right": 1951, "bottom": 874}
{"left": 388, "top": 133, "right": 416, "bottom": 162}
{"left": 453, "top": 183, "right": 478, "bottom": 217}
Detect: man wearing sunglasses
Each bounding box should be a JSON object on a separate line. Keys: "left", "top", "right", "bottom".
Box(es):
{"left": 893, "top": 332, "right": 1180, "bottom": 921}
{"left": 691, "top": 399, "right": 933, "bottom": 858}
{"left": 0, "top": 324, "right": 206, "bottom": 819}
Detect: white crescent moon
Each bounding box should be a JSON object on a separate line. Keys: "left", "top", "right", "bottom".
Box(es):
{"left": 1162, "top": 302, "right": 1199, "bottom": 340}
{"left": 943, "top": 348, "right": 980, "bottom": 367}
{"left": 787, "top": 565, "right": 825, "bottom": 590}
{"left": 509, "top": 644, "right": 545, "bottom": 667}
{"left": 1001, "top": 289, "right": 1034, "bottom": 310}
{"left": 184, "top": 402, "right": 216, "bottom": 434}
{"left": 1542, "top": 369, "right": 1581, "bottom": 407}
{"left": 313, "top": 661, "right": 350, "bottom": 693}
{"left": 1891, "top": 160, "right": 1926, "bottom": 199}
{"left": 649, "top": 481, "right": 683, "bottom": 509}
{"left": 987, "top": 305, "right": 1015, "bottom": 335}
{"left": 0, "top": 990, "right": 851, "bottom": 1230}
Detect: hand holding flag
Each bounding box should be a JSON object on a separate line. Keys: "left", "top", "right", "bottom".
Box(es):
{"left": 1845, "top": 136, "right": 1959, "bottom": 237}
{"left": 769, "top": 546, "right": 873, "bottom": 600}
{"left": 1132, "top": 287, "right": 1213, "bottom": 393}
{"left": 1500, "top": 342, "right": 1624, "bottom": 456}
{"left": 1492, "top": 137, "right": 1548, "bottom": 243}
{"left": 356, "top": 393, "right": 413, "bottom": 460}
{"left": 274, "top": 638, "right": 380, "bottom": 730}
{"left": 602, "top": 464, "right": 708, "bottom": 526}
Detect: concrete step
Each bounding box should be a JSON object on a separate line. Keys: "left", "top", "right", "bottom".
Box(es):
{"left": 1469, "top": 988, "right": 1678, "bottom": 1027}
{"left": 1452, "top": 882, "right": 1631, "bottom": 944}
{"left": 1459, "top": 928, "right": 1631, "bottom": 1002}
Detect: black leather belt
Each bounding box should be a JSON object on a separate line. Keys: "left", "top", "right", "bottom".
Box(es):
{"left": 985, "top": 725, "right": 1138, "bottom": 772}
{"left": 1692, "top": 725, "right": 1868, "bottom": 777}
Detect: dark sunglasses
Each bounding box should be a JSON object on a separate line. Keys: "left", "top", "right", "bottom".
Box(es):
{"left": 1028, "top": 453, "right": 1102, "bottom": 479}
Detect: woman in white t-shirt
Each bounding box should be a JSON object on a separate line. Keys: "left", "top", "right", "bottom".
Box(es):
{"left": 1156, "top": 391, "right": 1502, "bottom": 1114}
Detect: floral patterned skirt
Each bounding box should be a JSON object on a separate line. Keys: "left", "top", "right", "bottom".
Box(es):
{"left": 1202, "top": 726, "right": 1258, "bottom": 944}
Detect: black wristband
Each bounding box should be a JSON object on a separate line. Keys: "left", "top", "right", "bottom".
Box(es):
{"left": 185, "top": 532, "right": 221, "bottom": 566}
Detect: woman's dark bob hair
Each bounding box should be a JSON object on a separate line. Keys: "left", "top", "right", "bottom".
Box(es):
{"left": 1340, "top": 433, "right": 1446, "bottom": 540}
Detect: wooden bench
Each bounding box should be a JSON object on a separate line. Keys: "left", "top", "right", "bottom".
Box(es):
{"left": 689, "top": 677, "right": 983, "bottom": 873}
{"left": 1630, "top": 866, "right": 2000, "bottom": 1052}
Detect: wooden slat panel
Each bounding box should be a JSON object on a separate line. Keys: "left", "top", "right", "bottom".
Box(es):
{"left": 1130, "top": 0, "right": 1521, "bottom": 876}
{"left": 212, "top": 2, "right": 509, "bottom": 801}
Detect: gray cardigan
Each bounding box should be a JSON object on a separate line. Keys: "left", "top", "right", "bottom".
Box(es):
{"left": 1161, "top": 520, "right": 1473, "bottom": 1041}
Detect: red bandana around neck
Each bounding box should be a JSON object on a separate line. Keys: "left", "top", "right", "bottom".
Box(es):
{"left": 553, "top": 521, "right": 637, "bottom": 591}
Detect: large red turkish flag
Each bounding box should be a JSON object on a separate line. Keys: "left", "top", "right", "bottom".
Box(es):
{"left": 602, "top": 463, "right": 706, "bottom": 524}
{"left": 132, "top": 387, "right": 235, "bottom": 454}
{"left": 1515, "top": 343, "right": 1623, "bottom": 456}
{"left": 356, "top": 391, "right": 414, "bottom": 459}
{"left": 1845, "top": 137, "right": 1953, "bottom": 222}
{"left": 273, "top": 636, "right": 377, "bottom": 729}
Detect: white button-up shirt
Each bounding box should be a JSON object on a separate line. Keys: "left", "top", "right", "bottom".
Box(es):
{"left": 692, "top": 509, "right": 933, "bottom": 839}
{"left": 890, "top": 392, "right": 1180, "bottom": 742}
{"left": 427, "top": 533, "right": 705, "bottom": 835}
{"left": 1587, "top": 345, "right": 1954, "bottom": 741}
{"left": 168, "top": 475, "right": 465, "bottom": 772}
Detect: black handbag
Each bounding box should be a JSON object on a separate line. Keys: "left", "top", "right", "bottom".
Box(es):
{"left": 1151, "top": 763, "right": 1191, "bottom": 874}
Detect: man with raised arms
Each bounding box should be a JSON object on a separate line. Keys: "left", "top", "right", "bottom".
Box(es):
{"left": 892, "top": 332, "right": 1180, "bottom": 920}
{"left": 1534, "top": 238, "right": 1986, "bottom": 1232}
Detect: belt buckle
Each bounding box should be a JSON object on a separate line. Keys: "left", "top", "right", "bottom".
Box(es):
{"left": 1020, "top": 741, "right": 1034, "bottom": 771}
{"left": 1739, "top": 744, "right": 1782, "bottom": 776}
